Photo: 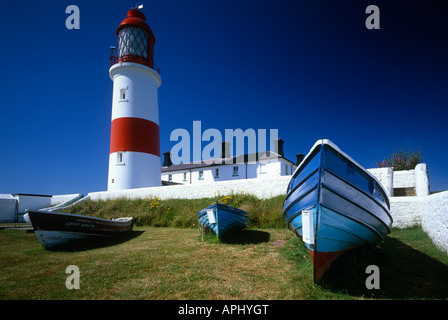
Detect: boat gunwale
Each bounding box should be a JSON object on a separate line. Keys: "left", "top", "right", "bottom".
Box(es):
{"left": 198, "top": 202, "right": 249, "bottom": 219}
{"left": 198, "top": 202, "right": 249, "bottom": 239}
{"left": 27, "top": 210, "right": 133, "bottom": 224}
{"left": 288, "top": 139, "right": 391, "bottom": 209}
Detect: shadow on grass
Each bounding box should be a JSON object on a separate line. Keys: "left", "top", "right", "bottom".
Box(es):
{"left": 220, "top": 229, "right": 271, "bottom": 245}
{"left": 48, "top": 230, "right": 145, "bottom": 252}
{"left": 319, "top": 237, "right": 448, "bottom": 299}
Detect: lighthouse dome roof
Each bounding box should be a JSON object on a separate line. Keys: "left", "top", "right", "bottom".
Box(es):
{"left": 117, "top": 9, "right": 154, "bottom": 38}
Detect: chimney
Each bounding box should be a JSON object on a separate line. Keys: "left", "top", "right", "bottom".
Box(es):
{"left": 274, "top": 139, "right": 284, "bottom": 157}
{"left": 296, "top": 153, "right": 304, "bottom": 166}
{"left": 221, "top": 141, "right": 231, "bottom": 159}
{"left": 163, "top": 151, "right": 172, "bottom": 167}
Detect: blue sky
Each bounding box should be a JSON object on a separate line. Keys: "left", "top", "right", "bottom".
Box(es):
{"left": 0, "top": 0, "right": 447, "bottom": 196}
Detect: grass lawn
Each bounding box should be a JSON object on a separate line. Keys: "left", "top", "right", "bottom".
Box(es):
{"left": 1, "top": 225, "right": 447, "bottom": 300}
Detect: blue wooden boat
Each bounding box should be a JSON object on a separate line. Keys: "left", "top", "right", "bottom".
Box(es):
{"left": 283, "top": 139, "right": 393, "bottom": 282}
{"left": 198, "top": 202, "right": 249, "bottom": 239}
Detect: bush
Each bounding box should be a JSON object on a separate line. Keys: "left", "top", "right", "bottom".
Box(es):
{"left": 377, "top": 148, "right": 422, "bottom": 171}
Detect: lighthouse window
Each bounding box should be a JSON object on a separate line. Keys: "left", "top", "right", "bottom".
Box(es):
{"left": 118, "top": 26, "right": 149, "bottom": 59}
{"left": 120, "top": 88, "right": 127, "bottom": 101}
{"left": 117, "top": 152, "right": 123, "bottom": 164}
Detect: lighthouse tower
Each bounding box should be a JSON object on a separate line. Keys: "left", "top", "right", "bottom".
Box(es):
{"left": 107, "top": 8, "right": 161, "bottom": 191}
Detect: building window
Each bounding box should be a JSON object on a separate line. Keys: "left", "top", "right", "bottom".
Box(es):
{"left": 215, "top": 168, "right": 219, "bottom": 178}
{"left": 168, "top": 174, "right": 172, "bottom": 182}
{"left": 259, "top": 163, "right": 267, "bottom": 174}
{"left": 233, "top": 166, "right": 239, "bottom": 176}
{"left": 183, "top": 172, "right": 187, "bottom": 181}
{"left": 117, "top": 152, "right": 123, "bottom": 164}
{"left": 199, "top": 170, "right": 204, "bottom": 180}
{"left": 119, "top": 87, "right": 128, "bottom": 101}
{"left": 285, "top": 164, "right": 288, "bottom": 175}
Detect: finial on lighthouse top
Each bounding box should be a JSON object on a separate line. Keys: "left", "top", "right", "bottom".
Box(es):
{"left": 114, "top": 5, "right": 156, "bottom": 69}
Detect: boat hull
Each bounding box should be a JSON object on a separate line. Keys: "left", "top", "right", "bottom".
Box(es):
{"left": 283, "top": 139, "right": 393, "bottom": 282}
{"left": 27, "top": 210, "right": 134, "bottom": 250}
{"left": 198, "top": 202, "right": 249, "bottom": 239}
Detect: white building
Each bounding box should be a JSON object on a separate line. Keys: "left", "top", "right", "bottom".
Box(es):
{"left": 161, "top": 139, "right": 302, "bottom": 185}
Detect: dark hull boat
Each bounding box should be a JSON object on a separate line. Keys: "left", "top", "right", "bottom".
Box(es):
{"left": 27, "top": 210, "right": 134, "bottom": 250}
{"left": 283, "top": 140, "right": 393, "bottom": 282}
{"left": 198, "top": 202, "right": 249, "bottom": 239}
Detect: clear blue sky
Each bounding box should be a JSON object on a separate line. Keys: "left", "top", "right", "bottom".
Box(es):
{"left": 0, "top": 0, "right": 447, "bottom": 196}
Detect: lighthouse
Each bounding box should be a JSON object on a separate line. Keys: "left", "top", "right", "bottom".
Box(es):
{"left": 107, "top": 8, "right": 161, "bottom": 191}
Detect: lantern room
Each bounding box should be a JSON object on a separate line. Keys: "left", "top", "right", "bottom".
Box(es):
{"left": 115, "top": 9, "right": 156, "bottom": 69}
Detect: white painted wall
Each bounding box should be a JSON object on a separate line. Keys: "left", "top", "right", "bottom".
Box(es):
{"left": 109, "top": 152, "right": 161, "bottom": 190}
{"left": 14, "top": 195, "right": 52, "bottom": 214}
{"left": 393, "top": 170, "right": 415, "bottom": 189}
{"left": 109, "top": 62, "right": 161, "bottom": 122}
{"left": 89, "top": 176, "right": 291, "bottom": 201}
{"left": 389, "top": 196, "right": 423, "bottom": 228}
{"left": 13, "top": 194, "right": 52, "bottom": 222}
{"left": 421, "top": 191, "right": 448, "bottom": 254}
{"left": 415, "top": 163, "right": 430, "bottom": 197}
{"left": 368, "top": 163, "right": 429, "bottom": 197}
{"left": 389, "top": 191, "right": 448, "bottom": 254}
{"left": 367, "top": 167, "right": 394, "bottom": 197}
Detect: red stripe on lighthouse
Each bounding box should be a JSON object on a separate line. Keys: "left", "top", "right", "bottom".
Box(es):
{"left": 110, "top": 117, "right": 160, "bottom": 156}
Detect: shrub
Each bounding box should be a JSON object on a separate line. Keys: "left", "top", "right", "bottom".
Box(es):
{"left": 377, "top": 148, "right": 422, "bottom": 171}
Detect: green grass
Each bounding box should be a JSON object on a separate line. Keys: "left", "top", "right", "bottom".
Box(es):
{"left": 62, "top": 194, "right": 285, "bottom": 229}
{"left": 1, "top": 225, "right": 447, "bottom": 300}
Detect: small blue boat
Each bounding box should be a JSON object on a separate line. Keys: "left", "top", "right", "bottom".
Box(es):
{"left": 283, "top": 139, "right": 393, "bottom": 282}
{"left": 198, "top": 202, "right": 249, "bottom": 239}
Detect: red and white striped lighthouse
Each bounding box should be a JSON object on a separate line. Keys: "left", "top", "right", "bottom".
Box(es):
{"left": 107, "top": 8, "right": 161, "bottom": 191}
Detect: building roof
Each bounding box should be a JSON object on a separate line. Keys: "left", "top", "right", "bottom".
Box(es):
{"left": 161, "top": 151, "right": 296, "bottom": 173}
